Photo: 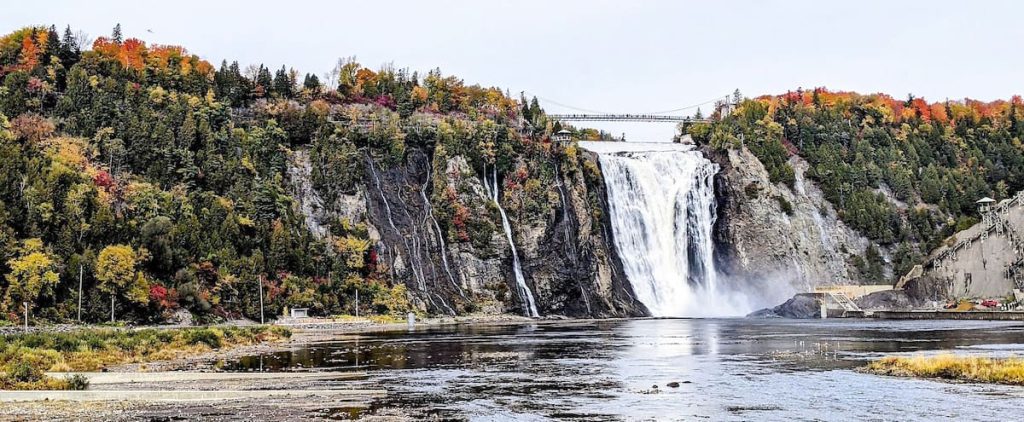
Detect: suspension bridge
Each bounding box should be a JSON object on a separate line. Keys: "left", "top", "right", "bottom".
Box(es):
{"left": 547, "top": 114, "right": 709, "bottom": 123}
{"left": 536, "top": 92, "right": 736, "bottom": 124}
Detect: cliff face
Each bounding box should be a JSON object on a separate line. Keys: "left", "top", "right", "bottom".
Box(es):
{"left": 519, "top": 150, "right": 645, "bottom": 317}
{"left": 707, "top": 146, "right": 879, "bottom": 296}
{"left": 287, "top": 146, "right": 644, "bottom": 318}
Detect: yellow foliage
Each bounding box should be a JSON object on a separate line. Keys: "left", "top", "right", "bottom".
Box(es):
{"left": 96, "top": 245, "right": 149, "bottom": 305}
{"left": 4, "top": 239, "right": 60, "bottom": 312}
{"left": 865, "top": 354, "right": 1024, "bottom": 385}
{"left": 372, "top": 283, "right": 411, "bottom": 316}
{"left": 336, "top": 235, "right": 370, "bottom": 269}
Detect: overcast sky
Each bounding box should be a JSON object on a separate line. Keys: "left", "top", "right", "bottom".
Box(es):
{"left": 5, "top": 0, "right": 1023, "bottom": 140}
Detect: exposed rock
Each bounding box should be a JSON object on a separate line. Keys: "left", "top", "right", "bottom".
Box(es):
{"left": 291, "top": 143, "right": 644, "bottom": 318}
{"left": 168, "top": 309, "right": 194, "bottom": 326}
{"left": 748, "top": 293, "right": 820, "bottom": 319}
{"left": 519, "top": 150, "right": 646, "bottom": 318}
{"left": 855, "top": 289, "right": 917, "bottom": 310}
{"left": 707, "top": 146, "right": 877, "bottom": 299}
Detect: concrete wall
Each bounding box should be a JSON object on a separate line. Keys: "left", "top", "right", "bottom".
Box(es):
{"left": 918, "top": 196, "right": 1024, "bottom": 299}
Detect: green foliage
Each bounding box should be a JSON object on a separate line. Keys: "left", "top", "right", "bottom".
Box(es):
{"left": 774, "top": 195, "right": 794, "bottom": 216}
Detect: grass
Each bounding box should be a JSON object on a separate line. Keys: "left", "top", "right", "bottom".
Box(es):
{"left": 0, "top": 325, "right": 290, "bottom": 390}
{"left": 864, "top": 354, "right": 1024, "bottom": 385}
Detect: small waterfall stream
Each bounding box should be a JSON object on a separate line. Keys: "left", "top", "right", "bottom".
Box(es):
{"left": 582, "top": 142, "right": 746, "bottom": 317}
{"left": 487, "top": 167, "right": 539, "bottom": 317}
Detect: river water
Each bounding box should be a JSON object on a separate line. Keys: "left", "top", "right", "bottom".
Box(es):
{"left": 231, "top": 319, "right": 1024, "bottom": 420}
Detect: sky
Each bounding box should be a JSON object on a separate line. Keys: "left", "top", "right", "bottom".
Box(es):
{"left": 4, "top": 0, "right": 1023, "bottom": 141}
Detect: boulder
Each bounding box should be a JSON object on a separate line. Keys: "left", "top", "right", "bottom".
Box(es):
{"left": 748, "top": 293, "right": 821, "bottom": 319}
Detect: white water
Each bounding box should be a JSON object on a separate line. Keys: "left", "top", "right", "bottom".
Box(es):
{"left": 488, "top": 167, "right": 540, "bottom": 317}
{"left": 581, "top": 142, "right": 750, "bottom": 317}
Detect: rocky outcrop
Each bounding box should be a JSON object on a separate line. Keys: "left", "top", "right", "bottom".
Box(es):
{"left": 707, "top": 146, "right": 878, "bottom": 298}
{"left": 748, "top": 293, "right": 820, "bottom": 319}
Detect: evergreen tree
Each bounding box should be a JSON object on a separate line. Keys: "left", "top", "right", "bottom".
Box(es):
{"left": 111, "top": 23, "right": 123, "bottom": 43}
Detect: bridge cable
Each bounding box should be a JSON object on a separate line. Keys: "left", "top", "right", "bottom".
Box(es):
{"left": 527, "top": 91, "right": 731, "bottom": 116}
{"left": 645, "top": 94, "right": 731, "bottom": 115}
{"left": 525, "top": 93, "right": 614, "bottom": 115}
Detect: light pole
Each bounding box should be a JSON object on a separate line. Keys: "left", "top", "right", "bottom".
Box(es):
{"left": 77, "top": 264, "right": 83, "bottom": 323}
{"left": 258, "top": 275, "right": 265, "bottom": 325}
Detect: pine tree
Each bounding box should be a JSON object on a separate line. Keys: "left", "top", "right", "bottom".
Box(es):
{"left": 111, "top": 23, "right": 123, "bottom": 44}
{"left": 273, "top": 65, "right": 293, "bottom": 98}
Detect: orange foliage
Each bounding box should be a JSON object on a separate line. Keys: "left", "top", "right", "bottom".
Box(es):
{"left": 89, "top": 37, "right": 213, "bottom": 78}
{"left": 768, "top": 88, "right": 1013, "bottom": 126}
{"left": 17, "top": 35, "right": 39, "bottom": 69}
{"left": 120, "top": 38, "right": 147, "bottom": 70}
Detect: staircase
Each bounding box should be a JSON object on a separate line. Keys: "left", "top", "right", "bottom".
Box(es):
{"left": 827, "top": 292, "right": 861, "bottom": 312}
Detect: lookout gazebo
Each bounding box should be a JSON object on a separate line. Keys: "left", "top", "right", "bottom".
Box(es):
{"left": 977, "top": 197, "right": 997, "bottom": 224}
{"left": 553, "top": 129, "right": 572, "bottom": 146}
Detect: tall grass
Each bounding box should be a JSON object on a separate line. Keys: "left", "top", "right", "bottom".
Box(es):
{"left": 865, "top": 354, "right": 1024, "bottom": 385}
{"left": 0, "top": 325, "right": 290, "bottom": 390}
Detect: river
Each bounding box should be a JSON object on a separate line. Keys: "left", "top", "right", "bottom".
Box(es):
{"left": 230, "top": 318, "right": 1024, "bottom": 420}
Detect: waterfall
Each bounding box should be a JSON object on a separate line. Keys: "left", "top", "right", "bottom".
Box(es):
{"left": 420, "top": 164, "right": 464, "bottom": 298}
{"left": 582, "top": 142, "right": 746, "bottom": 317}
{"left": 489, "top": 167, "right": 540, "bottom": 317}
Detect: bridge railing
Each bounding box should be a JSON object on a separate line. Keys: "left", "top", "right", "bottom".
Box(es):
{"left": 548, "top": 113, "right": 709, "bottom": 123}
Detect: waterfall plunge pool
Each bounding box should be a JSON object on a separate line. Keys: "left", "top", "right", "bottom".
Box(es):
{"left": 228, "top": 318, "right": 1024, "bottom": 420}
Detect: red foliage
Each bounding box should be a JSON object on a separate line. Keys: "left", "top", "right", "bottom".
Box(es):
{"left": 93, "top": 170, "right": 115, "bottom": 190}
{"left": 149, "top": 284, "right": 179, "bottom": 310}
{"left": 375, "top": 94, "right": 395, "bottom": 109}
{"left": 453, "top": 204, "right": 470, "bottom": 242}
{"left": 150, "top": 284, "right": 167, "bottom": 302}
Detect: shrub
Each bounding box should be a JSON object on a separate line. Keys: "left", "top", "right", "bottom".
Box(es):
{"left": 63, "top": 373, "right": 90, "bottom": 390}
{"left": 774, "top": 195, "right": 794, "bottom": 216}
{"left": 6, "top": 361, "right": 43, "bottom": 383}
{"left": 185, "top": 328, "right": 224, "bottom": 348}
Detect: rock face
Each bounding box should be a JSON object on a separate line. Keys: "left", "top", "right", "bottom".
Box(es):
{"left": 287, "top": 146, "right": 645, "bottom": 317}
{"left": 707, "top": 146, "right": 878, "bottom": 301}
{"left": 519, "top": 150, "right": 646, "bottom": 317}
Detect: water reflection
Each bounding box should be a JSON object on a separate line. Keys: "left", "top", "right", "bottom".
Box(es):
{"left": 229, "top": 319, "right": 1024, "bottom": 420}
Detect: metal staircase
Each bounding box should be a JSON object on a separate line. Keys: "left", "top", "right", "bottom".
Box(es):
{"left": 827, "top": 292, "right": 861, "bottom": 312}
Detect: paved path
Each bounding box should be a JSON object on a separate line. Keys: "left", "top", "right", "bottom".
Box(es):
{"left": 0, "top": 389, "right": 385, "bottom": 402}
{"left": 45, "top": 371, "right": 365, "bottom": 384}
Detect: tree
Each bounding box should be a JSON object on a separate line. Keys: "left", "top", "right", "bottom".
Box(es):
{"left": 96, "top": 245, "right": 149, "bottom": 320}
{"left": 302, "top": 73, "right": 320, "bottom": 93}
{"left": 111, "top": 24, "right": 122, "bottom": 44}
{"left": 4, "top": 239, "right": 60, "bottom": 315}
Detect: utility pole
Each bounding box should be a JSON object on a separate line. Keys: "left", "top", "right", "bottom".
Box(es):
{"left": 77, "top": 264, "right": 83, "bottom": 323}
{"left": 355, "top": 290, "right": 360, "bottom": 317}
{"left": 111, "top": 296, "right": 115, "bottom": 323}
{"left": 23, "top": 302, "right": 29, "bottom": 332}
{"left": 258, "top": 275, "right": 265, "bottom": 324}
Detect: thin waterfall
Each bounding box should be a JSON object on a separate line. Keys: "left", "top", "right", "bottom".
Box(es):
{"left": 367, "top": 155, "right": 426, "bottom": 291}
{"left": 582, "top": 142, "right": 746, "bottom": 317}
{"left": 490, "top": 167, "right": 540, "bottom": 317}
{"left": 420, "top": 164, "right": 464, "bottom": 298}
